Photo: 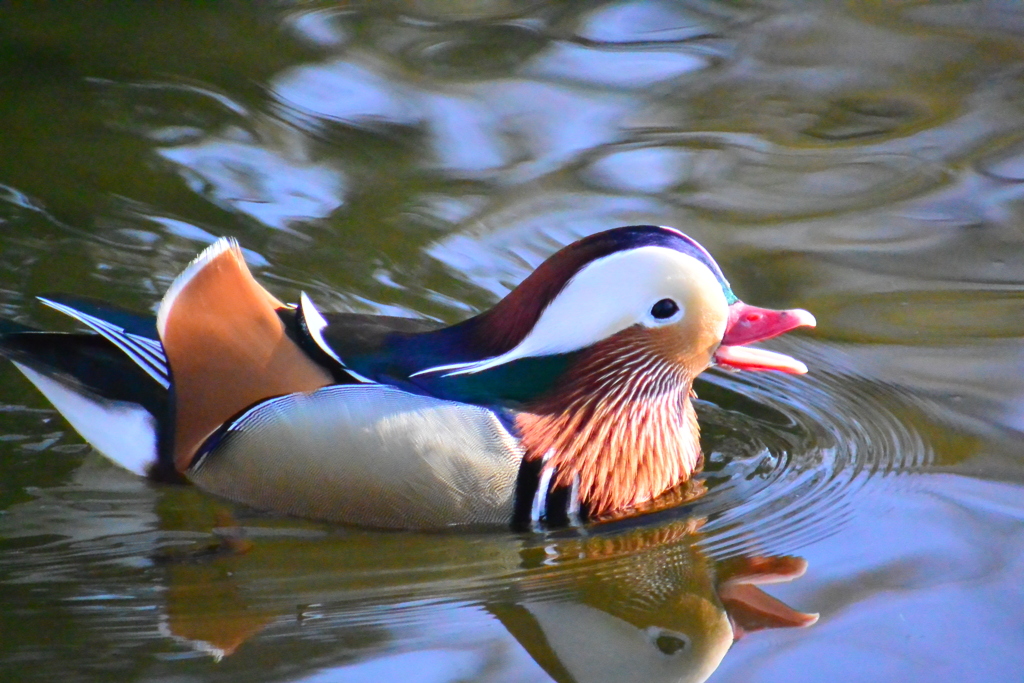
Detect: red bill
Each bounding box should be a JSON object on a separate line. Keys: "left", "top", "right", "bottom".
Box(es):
{"left": 714, "top": 302, "right": 816, "bottom": 374}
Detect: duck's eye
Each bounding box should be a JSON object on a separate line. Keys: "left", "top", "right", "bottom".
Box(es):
{"left": 655, "top": 634, "right": 688, "bottom": 655}
{"left": 651, "top": 298, "right": 680, "bottom": 320}
{"left": 645, "top": 627, "right": 690, "bottom": 656}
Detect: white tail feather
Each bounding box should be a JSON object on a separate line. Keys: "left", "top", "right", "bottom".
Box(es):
{"left": 13, "top": 362, "right": 158, "bottom": 475}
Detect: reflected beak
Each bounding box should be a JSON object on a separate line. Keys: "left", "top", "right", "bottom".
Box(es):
{"left": 713, "top": 302, "right": 816, "bottom": 374}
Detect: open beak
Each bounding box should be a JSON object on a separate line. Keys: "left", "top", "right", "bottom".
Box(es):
{"left": 713, "top": 302, "right": 816, "bottom": 374}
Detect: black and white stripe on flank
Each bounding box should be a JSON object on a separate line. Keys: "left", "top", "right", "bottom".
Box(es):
{"left": 39, "top": 298, "right": 170, "bottom": 388}
{"left": 567, "top": 474, "right": 582, "bottom": 527}
{"left": 529, "top": 449, "right": 557, "bottom": 531}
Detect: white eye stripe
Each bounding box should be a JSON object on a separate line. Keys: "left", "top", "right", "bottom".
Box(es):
{"left": 414, "top": 246, "right": 724, "bottom": 378}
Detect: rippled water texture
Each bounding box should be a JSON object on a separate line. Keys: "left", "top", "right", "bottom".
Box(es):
{"left": 2, "top": 2, "right": 1024, "bottom": 682}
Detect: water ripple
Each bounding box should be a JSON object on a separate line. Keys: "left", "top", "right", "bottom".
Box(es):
{"left": 687, "top": 337, "right": 934, "bottom": 559}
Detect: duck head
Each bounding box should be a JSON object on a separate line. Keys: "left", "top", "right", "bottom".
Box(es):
{"left": 406, "top": 225, "right": 814, "bottom": 522}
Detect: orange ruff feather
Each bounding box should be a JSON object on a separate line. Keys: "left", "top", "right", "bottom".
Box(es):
{"left": 159, "top": 243, "right": 332, "bottom": 471}
{"left": 515, "top": 329, "right": 701, "bottom": 518}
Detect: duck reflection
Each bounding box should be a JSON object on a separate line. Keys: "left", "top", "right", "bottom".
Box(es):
{"left": 496, "top": 527, "right": 815, "bottom": 683}
{"left": 159, "top": 507, "right": 815, "bottom": 682}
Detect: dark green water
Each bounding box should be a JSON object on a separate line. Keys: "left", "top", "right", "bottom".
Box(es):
{"left": 2, "top": 2, "right": 1024, "bottom": 681}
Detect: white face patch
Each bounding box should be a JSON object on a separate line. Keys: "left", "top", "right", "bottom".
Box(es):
{"left": 414, "top": 246, "right": 729, "bottom": 377}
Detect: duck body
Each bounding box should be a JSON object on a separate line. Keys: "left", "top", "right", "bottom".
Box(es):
{"left": 191, "top": 384, "right": 526, "bottom": 528}
{"left": 0, "top": 226, "right": 815, "bottom": 530}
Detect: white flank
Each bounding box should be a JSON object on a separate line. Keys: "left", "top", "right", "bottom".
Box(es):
{"left": 413, "top": 246, "right": 727, "bottom": 377}
{"left": 13, "top": 362, "right": 158, "bottom": 476}
{"left": 156, "top": 237, "right": 238, "bottom": 338}
{"left": 298, "top": 292, "right": 375, "bottom": 384}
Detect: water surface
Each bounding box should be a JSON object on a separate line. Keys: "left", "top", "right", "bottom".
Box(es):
{"left": 2, "top": 2, "right": 1024, "bottom": 682}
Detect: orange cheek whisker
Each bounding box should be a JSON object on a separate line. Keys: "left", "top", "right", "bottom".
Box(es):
{"left": 514, "top": 329, "right": 703, "bottom": 519}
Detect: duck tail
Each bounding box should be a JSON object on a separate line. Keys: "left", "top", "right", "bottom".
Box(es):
{"left": 0, "top": 298, "right": 178, "bottom": 480}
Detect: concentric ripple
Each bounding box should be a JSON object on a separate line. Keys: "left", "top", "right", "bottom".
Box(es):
{"left": 683, "top": 336, "right": 934, "bottom": 559}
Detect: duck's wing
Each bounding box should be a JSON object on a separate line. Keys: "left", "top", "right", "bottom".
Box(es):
{"left": 291, "top": 292, "right": 444, "bottom": 384}
{"left": 293, "top": 295, "right": 572, "bottom": 408}
{"left": 186, "top": 384, "right": 524, "bottom": 529}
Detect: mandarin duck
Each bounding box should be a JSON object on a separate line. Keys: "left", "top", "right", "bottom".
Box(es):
{"left": 0, "top": 226, "right": 814, "bottom": 529}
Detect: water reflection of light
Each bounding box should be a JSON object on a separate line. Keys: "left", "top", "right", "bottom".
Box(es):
{"left": 714, "top": 475, "right": 1024, "bottom": 682}
{"left": 419, "top": 92, "right": 508, "bottom": 176}
{"left": 270, "top": 58, "right": 421, "bottom": 129}
{"left": 427, "top": 193, "right": 672, "bottom": 298}
{"left": 583, "top": 146, "right": 694, "bottom": 194}
{"left": 145, "top": 215, "right": 270, "bottom": 266}
{"left": 270, "top": 55, "right": 639, "bottom": 181}
{"left": 577, "top": 0, "right": 715, "bottom": 44}
{"left": 145, "top": 518, "right": 813, "bottom": 683}
{"left": 0, "top": 458, "right": 159, "bottom": 564}
{"left": 523, "top": 42, "right": 706, "bottom": 89}
{"left": 285, "top": 8, "right": 352, "bottom": 48}
{"left": 292, "top": 605, "right": 542, "bottom": 683}
{"left": 470, "top": 80, "right": 634, "bottom": 181}
{"left": 158, "top": 133, "right": 346, "bottom": 231}
{"left": 297, "top": 649, "right": 496, "bottom": 683}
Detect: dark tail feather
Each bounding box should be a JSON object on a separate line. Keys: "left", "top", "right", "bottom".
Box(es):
{"left": 0, "top": 318, "right": 34, "bottom": 335}
{"left": 0, "top": 331, "right": 168, "bottom": 416}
